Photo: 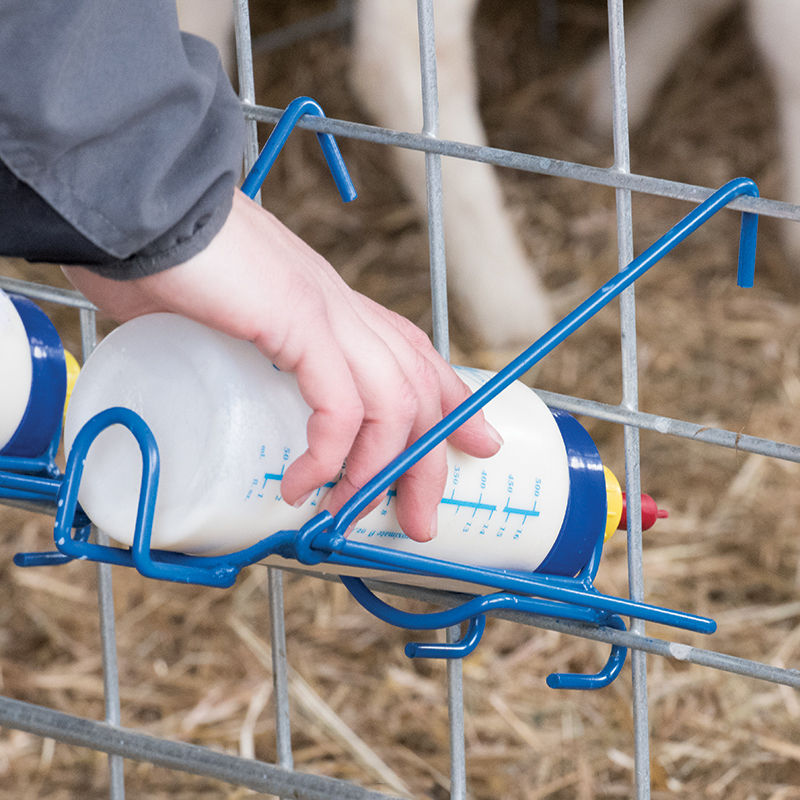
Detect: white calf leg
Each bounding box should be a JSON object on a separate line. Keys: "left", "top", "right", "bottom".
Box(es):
{"left": 352, "top": 0, "right": 552, "bottom": 350}
{"left": 577, "top": 0, "right": 734, "bottom": 133}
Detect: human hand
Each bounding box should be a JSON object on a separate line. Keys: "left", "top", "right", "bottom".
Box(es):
{"left": 63, "top": 189, "right": 502, "bottom": 542}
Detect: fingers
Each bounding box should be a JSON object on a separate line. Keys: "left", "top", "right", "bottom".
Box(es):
{"left": 357, "top": 294, "right": 504, "bottom": 458}
{"left": 306, "top": 308, "right": 423, "bottom": 526}
{"left": 277, "top": 325, "right": 365, "bottom": 507}
{"left": 391, "top": 376, "right": 450, "bottom": 542}
{"left": 262, "top": 274, "right": 426, "bottom": 518}
{"left": 320, "top": 339, "right": 448, "bottom": 542}
{"left": 314, "top": 292, "right": 503, "bottom": 542}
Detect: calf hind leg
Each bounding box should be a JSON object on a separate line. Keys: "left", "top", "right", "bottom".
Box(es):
{"left": 351, "top": 0, "right": 553, "bottom": 352}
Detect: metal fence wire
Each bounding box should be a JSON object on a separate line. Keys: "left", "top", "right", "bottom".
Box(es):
{"left": 2, "top": 0, "right": 800, "bottom": 798}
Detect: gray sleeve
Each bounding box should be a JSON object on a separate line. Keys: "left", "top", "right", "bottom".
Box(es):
{"left": 0, "top": 0, "right": 245, "bottom": 280}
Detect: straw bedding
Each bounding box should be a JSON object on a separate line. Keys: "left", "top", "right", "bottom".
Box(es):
{"left": 1, "top": 1, "right": 799, "bottom": 797}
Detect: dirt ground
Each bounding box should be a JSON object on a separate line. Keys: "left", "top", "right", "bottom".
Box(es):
{"left": 2, "top": 1, "right": 800, "bottom": 798}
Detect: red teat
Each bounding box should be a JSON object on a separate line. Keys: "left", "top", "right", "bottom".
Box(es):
{"left": 618, "top": 493, "right": 669, "bottom": 532}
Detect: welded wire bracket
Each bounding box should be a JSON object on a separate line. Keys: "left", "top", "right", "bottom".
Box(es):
{"left": 5, "top": 99, "right": 762, "bottom": 689}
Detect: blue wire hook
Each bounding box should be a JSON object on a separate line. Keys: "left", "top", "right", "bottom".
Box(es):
{"left": 545, "top": 615, "right": 627, "bottom": 690}
{"left": 405, "top": 615, "right": 486, "bottom": 660}
{"left": 240, "top": 96, "right": 357, "bottom": 202}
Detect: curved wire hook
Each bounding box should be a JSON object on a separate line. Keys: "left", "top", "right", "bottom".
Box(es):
{"left": 240, "top": 96, "right": 357, "bottom": 202}
{"left": 545, "top": 615, "right": 627, "bottom": 690}
{"left": 329, "top": 177, "right": 759, "bottom": 536}
{"left": 405, "top": 615, "right": 486, "bottom": 659}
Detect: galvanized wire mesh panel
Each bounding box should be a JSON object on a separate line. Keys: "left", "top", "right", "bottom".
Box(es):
{"left": 2, "top": 1, "right": 800, "bottom": 798}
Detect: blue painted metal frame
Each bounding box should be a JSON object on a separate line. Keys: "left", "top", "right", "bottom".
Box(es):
{"left": 4, "top": 97, "right": 760, "bottom": 689}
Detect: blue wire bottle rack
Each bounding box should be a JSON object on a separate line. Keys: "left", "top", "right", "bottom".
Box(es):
{"left": 2, "top": 97, "right": 761, "bottom": 690}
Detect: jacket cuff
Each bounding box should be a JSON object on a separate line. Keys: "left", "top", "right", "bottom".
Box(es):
{"left": 75, "top": 185, "right": 234, "bottom": 281}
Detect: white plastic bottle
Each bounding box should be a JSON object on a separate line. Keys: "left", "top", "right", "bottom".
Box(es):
{"left": 64, "top": 312, "right": 620, "bottom": 574}
{"left": 0, "top": 289, "right": 72, "bottom": 459}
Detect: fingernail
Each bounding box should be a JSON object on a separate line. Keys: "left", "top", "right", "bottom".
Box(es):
{"left": 487, "top": 422, "right": 504, "bottom": 448}
{"left": 291, "top": 490, "right": 314, "bottom": 508}
{"left": 426, "top": 511, "right": 438, "bottom": 541}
